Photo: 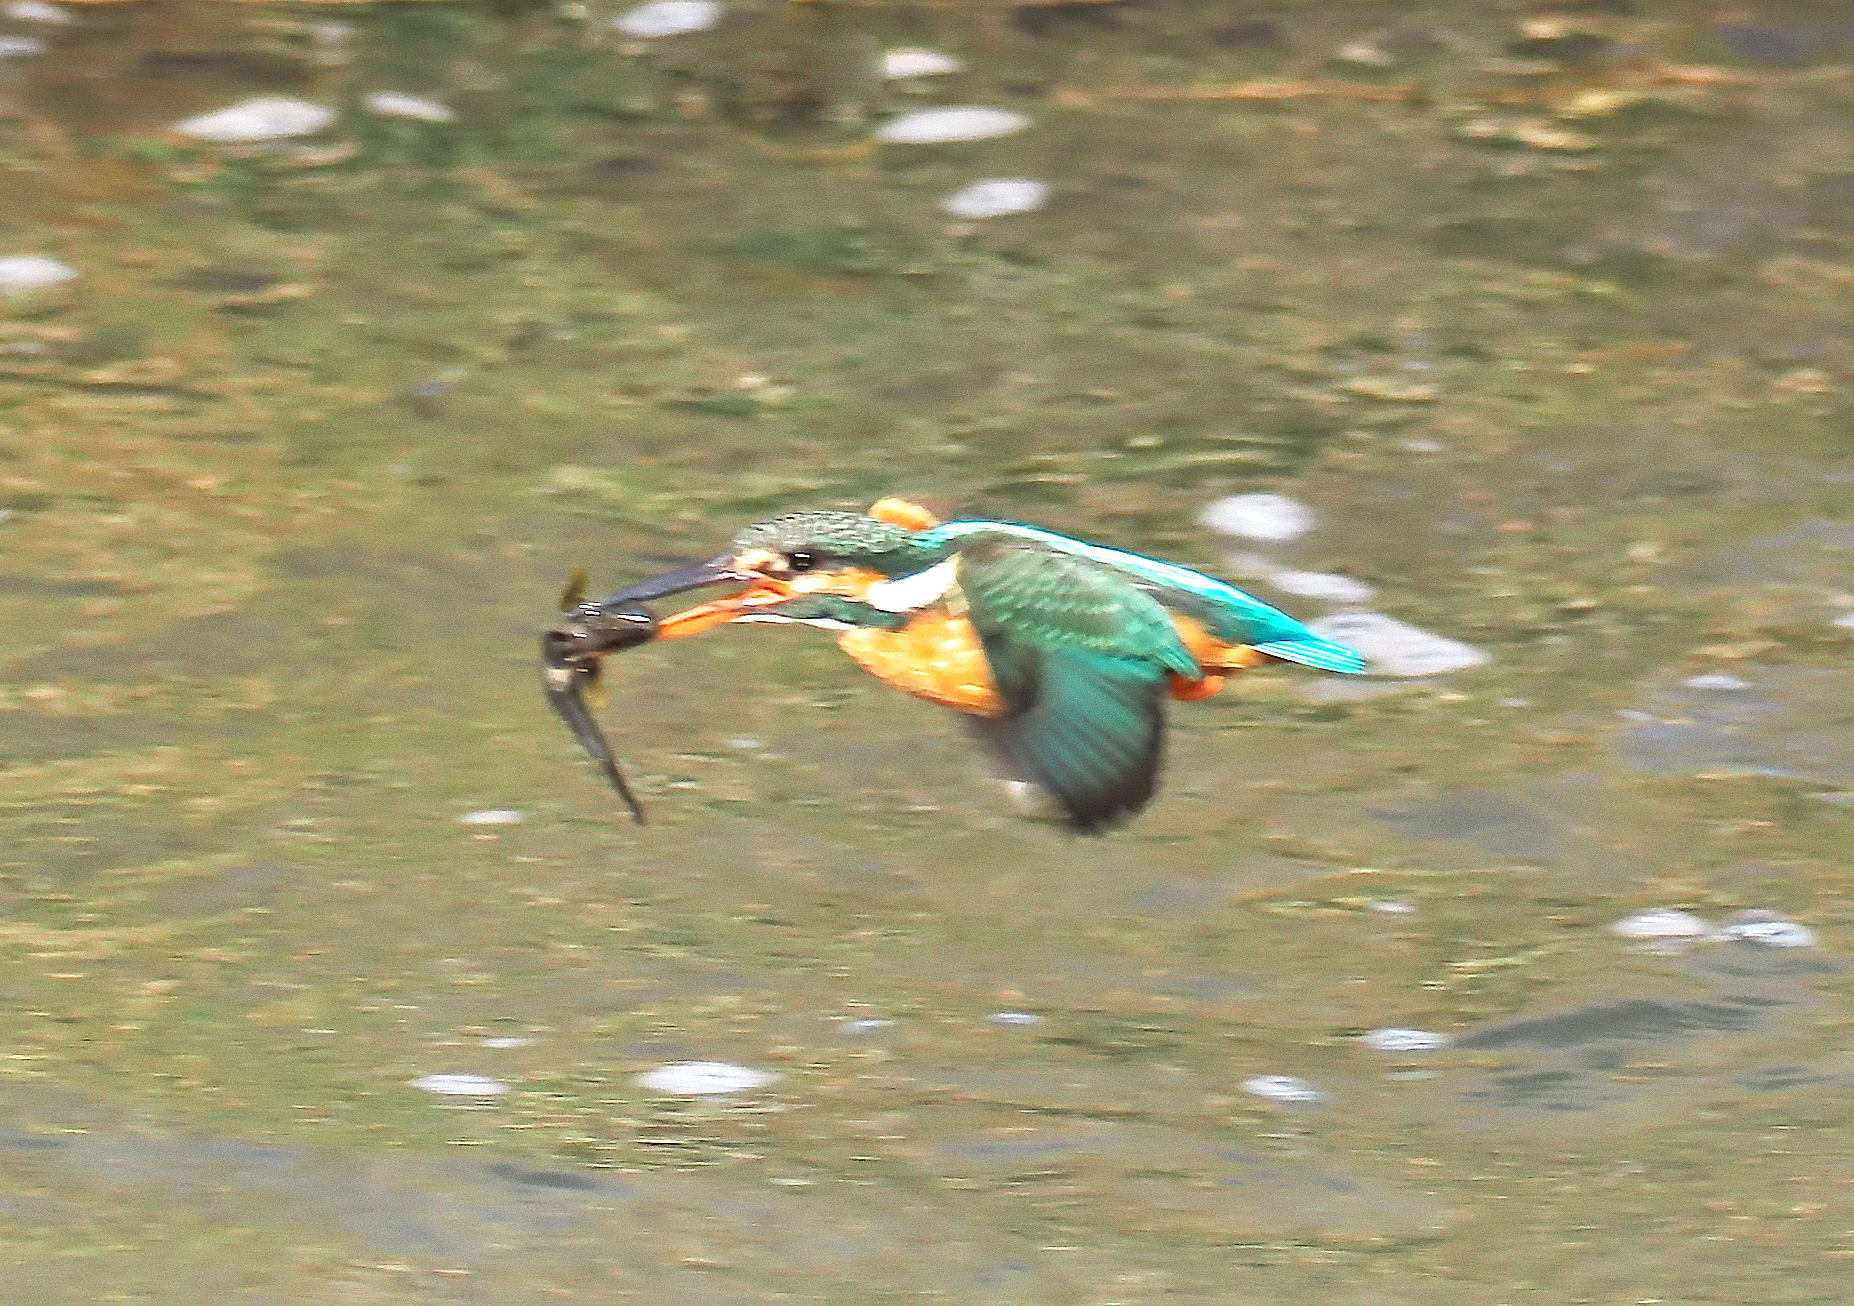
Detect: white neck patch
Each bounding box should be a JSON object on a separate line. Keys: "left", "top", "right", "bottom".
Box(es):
{"left": 865, "top": 558, "right": 959, "bottom": 613}
{"left": 735, "top": 613, "right": 854, "bottom": 630}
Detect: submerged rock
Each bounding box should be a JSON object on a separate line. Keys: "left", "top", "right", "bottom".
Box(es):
{"left": 1362, "top": 1028, "right": 1450, "bottom": 1052}
{"left": 0, "top": 256, "right": 76, "bottom": 294}
{"left": 1616, "top": 667, "right": 1854, "bottom": 784}
{"left": 1242, "top": 1074, "right": 1328, "bottom": 1105}
{"left": 1333, "top": 37, "right": 1397, "bottom": 68}
{"left": 883, "top": 47, "right": 962, "bottom": 79}
{"left": 636, "top": 1061, "right": 777, "bottom": 1095}
{"left": 4, "top": 0, "right": 71, "bottom": 23}
{"left": 613, "top": 0, "right": 720, "bottom": 38}
{"left": 875, "top": 106, "right": 1028, "bottom": 144}
{"left": 941, "top": 178, "right": 1047, "bottom": 219}
{"left": 1267, "top": 570, "right": 1376, "bottom": 604}
{"left": 0, "top": 34, "right": 46, "bottom": 57}
{"left": 1717, "top": 23, "right": 1846, "bottom": 68}
{"left": 838, "top": 1018, "right": 894, "bottom": 1035}
{"left": 1307, "top": 612, "right": 1489, "bottom": 677}
{"left": 175, "top": 97, "right": 335, "bottom": 143}
{"left": 1610, "top": 907, "right": 1710, "bottom": 940}
{"left": 1199, "top": 492, "right": 1316, "bottom": 542}
{"left": 1717, "top": 911, "right": 1817, "bottom": 949}
{"left": 363, "top": 91, "right": 456, "bottom": 123}
{"left": 459, "top": 808, "right": 522, "bottom": 825}
{"left": 411, "top": 1072, "right": 509, "bottom": 1096}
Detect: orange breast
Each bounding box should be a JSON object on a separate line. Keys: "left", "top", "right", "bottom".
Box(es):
{"left": 835, "top": 612, "right": 1269, "bottom": 715}
{"left": 837, "top": 614, "right": 1005, "bottom": 717}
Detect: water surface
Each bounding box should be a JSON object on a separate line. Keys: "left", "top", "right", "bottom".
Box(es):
{"left": 1, "top": 2, "right": 1851, "bottom": 1301}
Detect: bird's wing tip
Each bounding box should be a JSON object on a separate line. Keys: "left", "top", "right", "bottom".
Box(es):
{"left": 1254, "top": 637, "right": 1369, "bottom": 674}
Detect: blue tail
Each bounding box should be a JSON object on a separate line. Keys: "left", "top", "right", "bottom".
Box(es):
{"left": 1254, "top": 636, "right": 1368, "bottom": 674}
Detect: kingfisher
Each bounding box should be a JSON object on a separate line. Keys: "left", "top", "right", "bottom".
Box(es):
{"left": 547, "top": 498, "right": 1365, "bottom": 832}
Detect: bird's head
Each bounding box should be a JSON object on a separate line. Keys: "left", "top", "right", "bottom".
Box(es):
{"left": 725, "top": 510, "right": 924, "bottom": 582}
{"left": 586, "top": 499, "right": 942, "bottom": 637}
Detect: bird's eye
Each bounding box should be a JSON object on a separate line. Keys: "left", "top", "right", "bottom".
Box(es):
{"left": 786, "top": 550, "right": 817, "bottom": 573}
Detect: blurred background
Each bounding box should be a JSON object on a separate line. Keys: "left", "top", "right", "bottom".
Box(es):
{"left": 1, "top": 1, "right": 1852, "bottom": 1301}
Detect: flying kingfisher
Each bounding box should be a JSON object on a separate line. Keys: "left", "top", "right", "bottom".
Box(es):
{"left": 545, "top": 498, "right": 1365, "bottom": 832}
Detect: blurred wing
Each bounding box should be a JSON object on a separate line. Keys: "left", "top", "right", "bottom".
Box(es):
{"left": 956, "top": 538, "right": 1194, "bottom": 832}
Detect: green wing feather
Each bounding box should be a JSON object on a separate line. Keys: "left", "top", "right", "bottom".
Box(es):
{"left": 956, "top": 537, "right": 1196, "bottom": 832}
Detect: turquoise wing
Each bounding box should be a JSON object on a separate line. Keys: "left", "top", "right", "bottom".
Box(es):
{"left": 926, "top": 520, "right": 1366, "bottom": 674}
{"left": 954, "top": 537, "right": 1195, "bottom": 832}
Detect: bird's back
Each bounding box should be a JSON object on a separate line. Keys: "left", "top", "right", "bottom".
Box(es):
{"left": 923, "top": 520, "right": 1365, "bottom": 674}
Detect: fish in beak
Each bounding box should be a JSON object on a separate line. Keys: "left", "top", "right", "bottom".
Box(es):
{"left": 541, "top": 561, "right": 801, "bottom": 824}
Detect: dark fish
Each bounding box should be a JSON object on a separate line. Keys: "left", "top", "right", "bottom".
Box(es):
{"left": 541, "top": 586, "right": 659, "bottom": 824}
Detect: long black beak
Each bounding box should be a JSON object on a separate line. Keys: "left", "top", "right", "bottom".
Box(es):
{"left": 592, "top": 555, "right": 748, "bottom": 608}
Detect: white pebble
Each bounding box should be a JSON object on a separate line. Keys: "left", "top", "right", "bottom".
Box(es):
{"left": 175, "top": 97, "right": 336, "bottom": 143}
{"left": 363, "top": 91, "right": 456, "bottom": 123}
{"left": 0, "top": 256, "right": 76, "bottom": 294}
{"left": 4, "top": 0, "right": 71, "bottom": 23}
{"left": 636, "top": 1060, "right": 777, "bottom": 1095}
{"left": 459, "top": 808, "right": 522, "bottom": 826}
{"left": 1611, "top": 908, "right": 1710, "bottom": 939}
{"left": 0, "top": 34, "right": 46, "bottom": 56}
{"left": 1307, "top": 612, "right": 1489, "bottom": 677}
{"left": 882, "top": 47, "right": 962, "bottom": 78}
{"left": 1241, "top": 1074, "right": 1328, "bottom": 1105}
{"left": 986, "top": 1011, "right": 1042, "bottom": 1026}
{"left": 1832, "top": 611, "right": 1854, "bottom": 631}
{"left": 480, "top": 1036, "right": 532, "bottom": 1049}
{"left": 838, "top": 1018, "right": 893, "bottom": 1034}
{"left": 411, "top": 1072, "right": 509, "bottom": 1096}
{"left": 613, "top": 0, "right": 720, "bottom": 38}
{"left": 875, "top": 106, "right": 1029, "bottom": 144}
{"left": 1370, "top": 899, "right": 1416, "bottom": 914}
{"left": 1267, "top": 570, "right": 1376, "bottom": 604}
{"left": 1222, "top": 551, "right": 1279, "bottom": 580}
{"left": 940, "top": 178, "right": 1047, "bottom": 220}
{"left": 1717, "top": 913, "right": 1816, "bottom": 949}
{"left": 1198, "top": 492, "right": 1316, "bottom": 542}
{"left": 1334, "top": 39, "right": 1394, "bottom": 68}
{"left": 1684, "top": 672, "right": 1748, "bottom": 690}
{"left": 1361, "top": 1027, "right": 1450, "bottom": 1053}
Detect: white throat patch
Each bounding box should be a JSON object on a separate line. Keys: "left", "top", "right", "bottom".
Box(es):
{"left": 865, "top": 558, "right": 959, "bottom": 614}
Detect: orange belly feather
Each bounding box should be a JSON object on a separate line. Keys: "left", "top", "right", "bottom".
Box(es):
{"left": 837, "top": 614, "right": 1006, "bottom": 716}
{"left": 836, "top": 611, "right": 1269, "bottom": 716}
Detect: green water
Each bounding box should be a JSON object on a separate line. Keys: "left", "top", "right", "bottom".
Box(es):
{"left": 2, "top": 1, "right": 1852, "bottom": 1301}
